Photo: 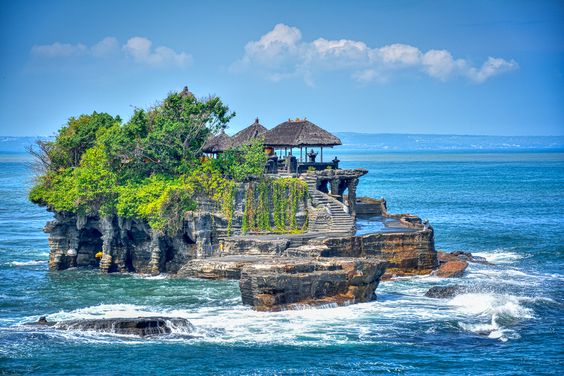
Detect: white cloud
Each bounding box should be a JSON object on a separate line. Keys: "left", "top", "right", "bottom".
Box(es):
{"left": 233, "top": 24, "right": 518, "bottom": 84}
{"left": 31, "top": 42, "right": 87, "bottom": 58}
{"left": 123, "top": 37, "right": 191, "bottom": 67}
{"left": 90, "top": 37, "right": 119, "bottom": 57}
{"left": 31, "top": 36, "right": 191, "bottom": 68}
{"left": 465, "top": 57, "right": 519, "bottom": 83}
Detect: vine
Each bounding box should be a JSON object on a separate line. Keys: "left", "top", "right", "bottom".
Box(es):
{"left": 242, "top": 177, "right": 308, "bottom": 234}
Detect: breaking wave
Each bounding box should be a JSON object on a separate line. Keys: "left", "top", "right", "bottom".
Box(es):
{"left": 7, "top": 260, "right": 47, "bottom": 267}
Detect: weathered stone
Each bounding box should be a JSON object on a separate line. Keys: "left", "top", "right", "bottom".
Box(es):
{"left": 27, "top": 317, "right": 194, "bottom": 337}
{"left": 320, "top": 227, "right": 437, "bottom": 276}
{"left": 425, "top": 285, "right": 467, "bottom": 299}
{"left": 239, "top": 257, "right": 387, "bottom": 311}
{"left": 436, "top": 260, "right": 468, "bottom": 278}
{"left": 176, "top": 256, "right": 266, "bottom": 279}
{"left": 221, "top": 238, "right": 290, "bottom": 256}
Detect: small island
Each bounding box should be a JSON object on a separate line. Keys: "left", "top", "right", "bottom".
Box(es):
{"left": 30, "top": 86, "right": 444, "bottom": 311}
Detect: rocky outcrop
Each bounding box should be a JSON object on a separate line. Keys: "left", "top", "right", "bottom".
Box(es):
{"left": 27, "top": 316, "right": 194, "bottom": 337}
{"left": 239, "top": 257, "right": 387, "bottom": 311}
{"left": 308, "top": 228, "right": 437, "bottom": 276}
{"left": 436, "top": 260, "right": 468, "bottom": 278}
{"left": 221, "top": 238, "right": 290, "bottom": 256}
{"left": 433, "top": 251, "right": 491, "bottom": 278}
{"left": 176, "top": 256, "right": 262, "bottom": 279}
{"left": 176, "top": 255, "right": 387, "bottom": 310}
{"left": 425, "top": 285, "right": 466, "bottom": 299}
{"left": 45, "top": 211, "right": 213, "bottom": 274}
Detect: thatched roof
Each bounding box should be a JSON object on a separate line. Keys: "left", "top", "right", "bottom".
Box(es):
{"left": 202, "top": 130, "right": 232, "bottom": 153}
{"left": 230, "top": 118, "right": 267, "bottom": 148}
{"left": 263, "top": 119, "right": 342, "bottom": 147}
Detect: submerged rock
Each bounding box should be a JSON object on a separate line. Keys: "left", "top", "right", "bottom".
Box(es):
{"left": 425, "top": 285, "right": 466, "bottom": 299}
{"left": 27, "top": 316, "right": 194, "bottom": 337}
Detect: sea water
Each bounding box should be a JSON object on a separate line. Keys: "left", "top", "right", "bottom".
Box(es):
{"left": 0, "top": 150, "right": 562, "bottom": 375}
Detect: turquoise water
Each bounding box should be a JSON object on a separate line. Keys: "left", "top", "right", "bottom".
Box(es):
{"left": 1, "top": 151, "right": 563, "bottom": 375}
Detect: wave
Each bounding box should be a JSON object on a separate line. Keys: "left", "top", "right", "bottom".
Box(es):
{"left": 450, "top": 292, "right": 533, "bottom": 342}
{"left": 471, "top": 249, "right": 525, "bottom": 264}
{"left": 7, "top": 260, "right": 47, "bottom": 267}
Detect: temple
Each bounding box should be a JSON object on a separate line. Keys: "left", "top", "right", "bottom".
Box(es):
{"left": 204, "top": 118, "right": 342, "bottom": 172}
{"left": 45, "top": 116, "right": 439, "bottom": 311}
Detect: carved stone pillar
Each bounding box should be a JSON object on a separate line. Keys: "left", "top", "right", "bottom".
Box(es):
{"left": 148, "top": 231, "right": 163, "bottom": 276}
{"left": 347, "top": 178, "right": 359, "bottom": 216}
{"left": 99, "top": 215, "right": 115, "bottom": 273}
{"left": 330, "top": 179, "right": 339, "bottom": 196}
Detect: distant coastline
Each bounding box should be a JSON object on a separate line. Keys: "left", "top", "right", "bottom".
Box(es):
{"left": 3, "top": 134, "right": 564, "bottom": 154}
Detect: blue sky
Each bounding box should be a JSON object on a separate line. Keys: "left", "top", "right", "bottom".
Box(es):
{"left": 0, "top": 0, "right": 562, "bottom": 136}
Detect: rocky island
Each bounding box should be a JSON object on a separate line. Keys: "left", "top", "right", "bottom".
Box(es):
{"left": 30, "top": 86, "right": 443, "bottom": 312}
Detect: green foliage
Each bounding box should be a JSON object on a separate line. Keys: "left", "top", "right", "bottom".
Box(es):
{"left": 29, "top": 87, "right": 237, "bottom": 234}
{"left": 98, "top": 91, "right": 235, "bottom": 179}
{"left": 215, "top": 139, "right": 267, "bottom": 181}
{"left": 29, "top": 168, "right": 78, "bottom": 212}
{"left": 242, "top": 177, "right": 308, "bottom": 234}
{"left": 45, "top": 112, "right": 120, "bottom": 171}
{"left": 73, "top": 146, "right": 118, "bottom": 215}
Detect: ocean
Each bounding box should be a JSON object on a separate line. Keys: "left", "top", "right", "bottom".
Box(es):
{"left": 0, "top": 148, "right": 563, "bottom": 375}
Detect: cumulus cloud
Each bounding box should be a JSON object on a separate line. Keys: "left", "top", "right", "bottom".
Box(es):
{"left": 233, "top": 23, "right": 518, "bottom": 84}
{"left": 122, "top": 37, "right": 191, "bottom": 67}
{"left": 31, "top": 36, "right": 191, "bottom": 68}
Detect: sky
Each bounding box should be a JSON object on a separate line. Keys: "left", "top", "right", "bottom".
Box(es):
{"left": 0, "top": 0, "right": 563, "bottom": 137}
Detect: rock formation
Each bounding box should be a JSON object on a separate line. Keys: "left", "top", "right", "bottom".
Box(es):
{"left": 27, "top": 316, "right": 194, "bottom": 337}
{"left": 42, "top": 169, "right": 441, "bottom": 311}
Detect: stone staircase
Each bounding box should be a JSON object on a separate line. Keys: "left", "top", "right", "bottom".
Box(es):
{"left": 302, "top": 174, "right": 356, "bottom": 235}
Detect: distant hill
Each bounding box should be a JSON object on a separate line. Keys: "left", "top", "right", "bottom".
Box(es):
{"left": 335, "top": 132, "right": 564, "bottom": 151}
{"left": 1, "top": 134, "right": 563, "bottom": 154}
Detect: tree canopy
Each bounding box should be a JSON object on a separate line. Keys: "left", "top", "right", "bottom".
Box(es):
{"left": 29, "top": 87, "right": 268, "bottom": 234}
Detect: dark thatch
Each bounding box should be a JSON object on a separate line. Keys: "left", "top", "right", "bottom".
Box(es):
{"left": 202, "top": 131, "right": 232, "bottom": 153}
{"left": 263, "top": 119, "right": 342, "bottom": 147}
{"left": 230, "top": 118, "right": 268, "bottom": 148}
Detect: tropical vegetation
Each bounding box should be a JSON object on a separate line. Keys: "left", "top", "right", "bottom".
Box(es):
{"left": 29, "top": 87, "right": 307, "bottom": 234}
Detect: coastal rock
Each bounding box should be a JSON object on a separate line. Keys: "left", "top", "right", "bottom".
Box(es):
{"left": 436, "top": 260, "right": 468, "bottom": 278}
{"left": 28, "top": 317, "right": 194, "bottom": 337}
{"left": 239, "top": 257, "right": 387, "bottom": 311}
{"left": 320, "top": 227, "right": 437, "bottom": 277}
{"left": 221, "top": 237, "right": 290, "bottom": 256}
{"left": 425, "top": 285, "right": 467, "bottom": 298}
{"left": 176, "top": 256, "right": 264, "bottom": 279}
{"left": 438, "top": 250, "right": 491, "bottom": 265}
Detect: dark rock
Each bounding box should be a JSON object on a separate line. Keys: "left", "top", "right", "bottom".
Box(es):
{"left": 239, "top": 257, "right": 387, "bottom": 311}
{"left": 438, "top": 250, "right": 492, "bottom": 266}
{"left": 26, "top": 317, "right": 194, "bottom": 337}
{"left": 425, "top": 285, "right": 466, "bottom": 299}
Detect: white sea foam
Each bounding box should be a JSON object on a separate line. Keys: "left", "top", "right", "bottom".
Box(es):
{"left": 8, "top": 260, "right": 47, "bottom": 267}
{"left": 18, "top": 253, "right": 542, "bottom": 345}
{"left": 449, "top": 292, "right": 533, "bottom": 341}
{"left": 472, "top": 249, "right": 525, "bottom": 264}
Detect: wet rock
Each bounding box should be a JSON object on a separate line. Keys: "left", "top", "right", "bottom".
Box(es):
{"left": 239, "top": 257, "right": 387, "bottom": 311}
{"left": 450, "top": 251, "right": 491, "bottom": 264}
{"left": 438, "top": 250, "right": 491, "bottom": 265}
{"left": 27, "top": 317, "right": 194, "bottom": 337}
{"left": 436, "top": 260, "right": 468, "bottom": 278}
{"left": 425, "top": 285, "right": 466, "bottom": 298}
